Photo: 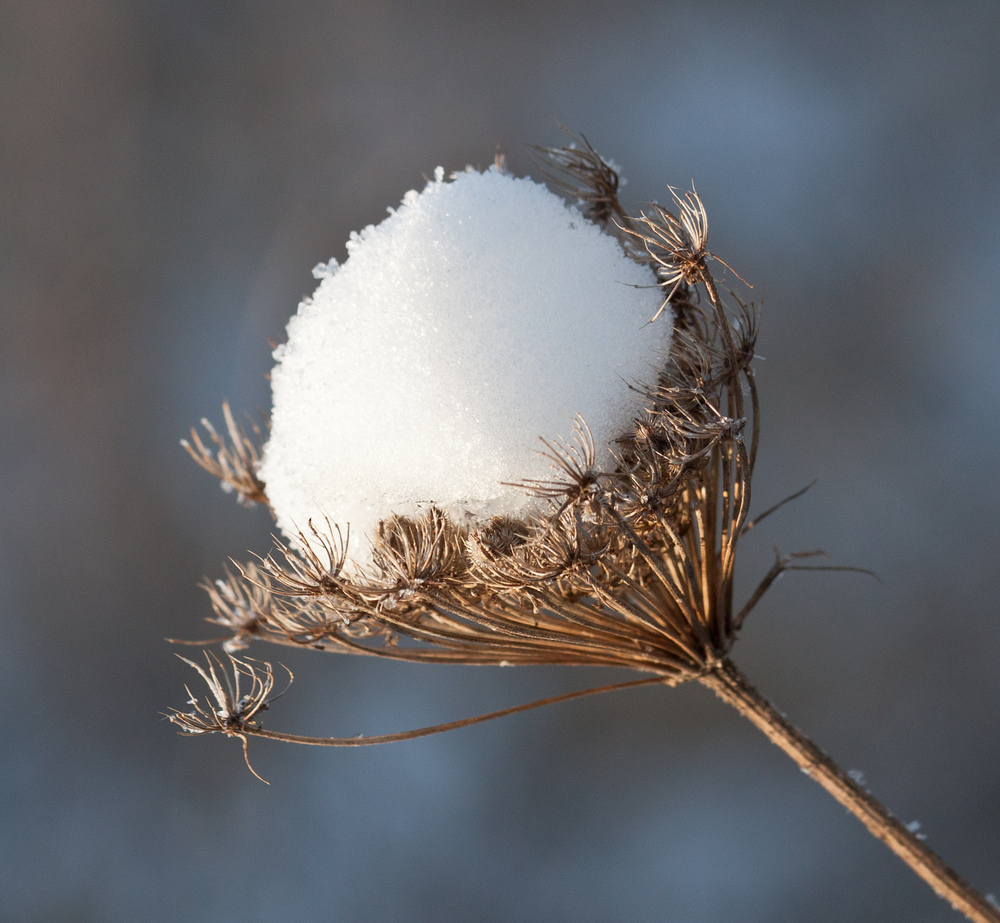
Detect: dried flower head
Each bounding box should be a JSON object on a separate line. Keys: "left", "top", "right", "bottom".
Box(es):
{"left": 181, "top": 402, "right": 268, "bottom": 507}
{"left": 174, "top": 142, "right": 762, "bottom": 689}
{"left": 167, "top": 653, "right": 288, "bottom": 783}
{"left": 167, "top": 137, "right": 1000, "bottom": 923}
{"left": 534, "top": 128, "right": 627, "bottom": 225}
{"left": 620, "top": 188, "right": 751, "bottom": 324}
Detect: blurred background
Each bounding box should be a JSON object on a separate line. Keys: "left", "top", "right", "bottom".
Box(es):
{"left": 2, "top": 2, "right": 999, "bottom": 921}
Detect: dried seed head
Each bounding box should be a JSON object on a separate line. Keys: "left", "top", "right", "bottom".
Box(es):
{"left": 467, "top": 516, "right": 530, "bottom": 565}
{"left": 173, "top": 139, "right": 782, "bottom": 770}
{"left": 535, "top": 128, "right": 627, "bottom": 225}
{"left": 181, "top": 402, "right": 268, "bottom": 506}
{"left": 514, "top": 417, "right": 603, "bottom": 518}
{"left": 619, "top": 187, "right": 749, "bottom": 325}
{"left": 367, "top": 508, "right": 465, "bottom": 607}
{"left": 258, "top": 519, "right": 349, "bottom": 600}
{"left": 166, "top": 653, "right": 289, "bottom": 783}
{"left": 201, "top": 563, "right": 273, "bottom": 652}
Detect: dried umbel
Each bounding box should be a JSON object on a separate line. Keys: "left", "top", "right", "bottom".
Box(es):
{"left": 167, "top": 137, "right": 999, "bottom": 923}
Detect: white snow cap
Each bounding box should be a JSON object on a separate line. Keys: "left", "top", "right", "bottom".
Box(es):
{"left": 259, "top": 165, "right": 670, "bottom": 563}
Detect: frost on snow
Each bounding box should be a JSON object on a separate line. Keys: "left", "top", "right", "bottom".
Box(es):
{"left": 258, "top": 165, "right": 670, "bottom": 562}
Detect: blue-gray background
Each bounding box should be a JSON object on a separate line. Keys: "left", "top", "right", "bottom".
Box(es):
{"left": 2, "top": 2, "right": 999, "bottom": 921}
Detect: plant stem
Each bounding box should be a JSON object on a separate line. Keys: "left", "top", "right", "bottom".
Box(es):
{"left": 699, "top": 659, "right": 999, "bottom": 923}
{"left": 246, "top": 675, "right": 665, "bottom": 747}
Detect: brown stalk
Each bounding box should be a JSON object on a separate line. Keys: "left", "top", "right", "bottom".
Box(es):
{"left": 700, "top": 660, "right": 1000, "bottom": 923}
{"left": 248, "top": 675, "right": 667, "bottom": 749}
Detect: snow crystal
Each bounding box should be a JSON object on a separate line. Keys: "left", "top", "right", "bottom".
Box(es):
{"left": 259, "top": 165, "right": 670, "bottom": 563}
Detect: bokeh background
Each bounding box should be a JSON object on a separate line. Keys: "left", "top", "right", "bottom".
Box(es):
{"left": 2, "top": 2, "right": 999, "bottom": 921}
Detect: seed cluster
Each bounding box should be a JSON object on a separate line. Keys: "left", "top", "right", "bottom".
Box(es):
{"left": 170, "top": 135, "right": 758, "bottom": 744}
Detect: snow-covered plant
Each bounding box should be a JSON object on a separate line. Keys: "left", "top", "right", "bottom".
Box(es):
{"left": 171, "top": 135, "right": 998, "bottom": 923}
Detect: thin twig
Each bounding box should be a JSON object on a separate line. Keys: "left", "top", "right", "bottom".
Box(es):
{"left": 741, "top": 479, "right": 818, "bottom": 535}
{"left": 245, "top": 676, "right": 666, "bottom": 747}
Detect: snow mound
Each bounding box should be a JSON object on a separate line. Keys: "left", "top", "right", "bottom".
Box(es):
{"left": 259, "top": 165, "right": 669, "bottom": 562}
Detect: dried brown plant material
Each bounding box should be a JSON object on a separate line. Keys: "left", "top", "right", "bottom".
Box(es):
{"left": 181, "top": 402, "right": 268, "bottom": 506}
{"left": 168, "top": 653, "right": 287, "bottom": 783}
{"left": 535, "top": 127, "right": 627, "bottom": 226}
{"left": 168, "top": 137, "right": 1000, "bottom": 923}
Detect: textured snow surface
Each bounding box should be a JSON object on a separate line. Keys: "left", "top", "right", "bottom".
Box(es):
{"left": 259, "top": 166, "right": 669, "bottom": 562}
